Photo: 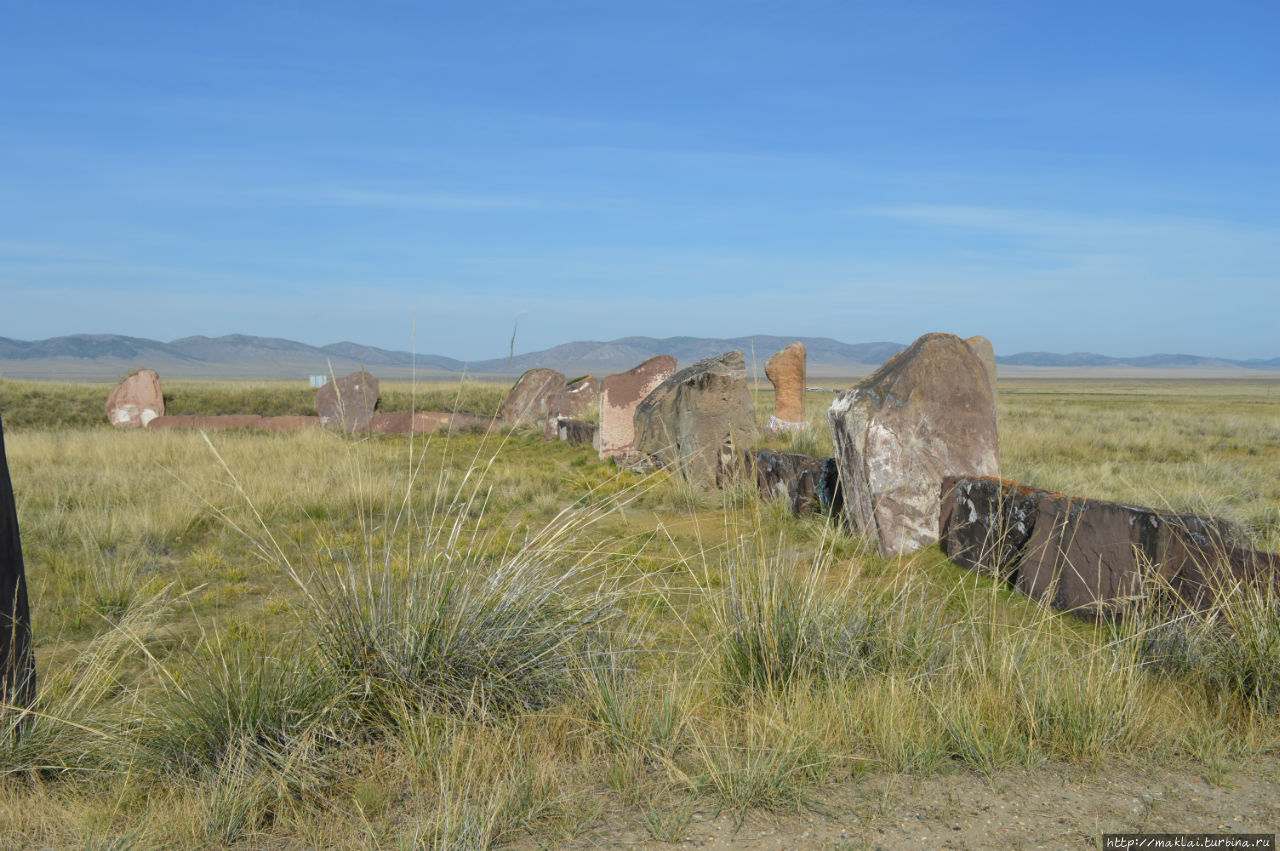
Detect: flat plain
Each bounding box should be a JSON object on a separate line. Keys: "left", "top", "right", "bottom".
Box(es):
{"left": 0, "top": 376, "right": 1277, "bottom": 848}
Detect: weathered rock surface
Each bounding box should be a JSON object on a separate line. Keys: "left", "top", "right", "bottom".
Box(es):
{"left": 105, "top": 369, "right": 164, "bottom": 428}
{"left": 0, "top": 416, "right": 35, "bottom": 707}
{"left": 964, "top": 336, "right": 998, "bottom": 404}
{"left": 500, "top": 368, "right": 565, "bottom": 427}
{"left": 633, "top": 350, "right": 757, "bottom": 484}
{"left": 940, "top": 476, "right": 1277, "bottom": 619}
{"left": 315, "top": 370, "right": 380, "bottom": 433}
{"left": 722, "top": 449, "right": 843, "bottom": 516}
{"left": 553, "top": 418, "right": 598, "bottom": 446}
{"left": 599, "top": 356, "right": 677, "bottom": 461}
{"left": 543, "top": 376, "right": 601, "bottom": 439}
{"left": 765, "top": 342, "right": 808, "bottom": 431}
{"left": 828, "top": 332, "right": 998, "bottom": 556}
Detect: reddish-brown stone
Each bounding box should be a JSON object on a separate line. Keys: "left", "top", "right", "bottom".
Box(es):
{"left": 599, "top": 356, "right": 676, "bottom": 460}
{"left": 315, "top": 370, "right": 379, "bottom": 433}
{"left": 365, "top": 411, "right": 497, "bottom": 434}
{"left": 106, "top": 369, "right": 165, "bottom": 428}
{"left": 543, "top": 376, "right": 601, "bottom": 439}
{"left": 500, "top": 368, "right": 565, "bottom": 427}
{"left": 829, "top": 333, "right": 998, "bottom": 556}
{"left": 939, "top": 476, "right": 1277, "bottom": 620}
{"left": 765, "top": 342, "right": 807, "bottom": 431}
{"left": 259, "top": 416, "right": 322, "bottom": 431}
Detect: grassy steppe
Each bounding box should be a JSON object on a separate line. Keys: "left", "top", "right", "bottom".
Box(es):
{"left": 0, "top": 377, "right": 1277, "bottom": 847}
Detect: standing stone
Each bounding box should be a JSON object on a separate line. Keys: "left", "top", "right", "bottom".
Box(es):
{"left": 765, "top": 342, "right": 808, "bottom": 432}
{"left": 828, "top": 332, "right": 998, "bottom": 556}
{"left": 315, "top": 370, "right": 380, "bottom": 433}
{"left": 633, "top": 350, "right": 757, "bottom": 484}
{"left": 499, "top": 368, "right": 565, "bottom": 427}
{"left": 965, "top": 335, "right": 998, "bottom": 404}
{"left": 105, "top": 369, "right": 164, "bottom": 428}
{"left": 599, "top": 356, "right": 677, "bottom": 461}
{"left": 0, "top": 416, "right": 35, "bottom": 708}
{"left": 543, "top": 376, "right": 601, "bottom": 439}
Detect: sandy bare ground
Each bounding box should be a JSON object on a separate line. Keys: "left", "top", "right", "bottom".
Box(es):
{"left": 543, "top": 754, "right": 1280, "bottom": 849}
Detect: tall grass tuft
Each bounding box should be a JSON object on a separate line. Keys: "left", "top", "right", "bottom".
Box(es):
{"left": 1141, "top": 572, "right": 1280, "bottom": 717}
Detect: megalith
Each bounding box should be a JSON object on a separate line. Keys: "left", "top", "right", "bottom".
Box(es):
{"left": 0, "top": 416, "right": 35, "bottom": 708}
{"left": 599, "top": 355, "right": 676, "bottom": 461}
{"left": 543, "top": 376, "right": 601, "bottom": 439}
{"left": 633, "top": 350, "right": 757, "bottom": 484}
{"left": 315, "top": 370, "right": 380, "bottom": 433}
{"left": 499, "top": 368, "right": 565, "bottom": 427}
{"left": 105, "top": 369, "right": 164, "bottom": 428}
{"left": 828, "top": 332, "right": 998, "bottom": 556}
{"left": 765, "top": 342, "right": 807, "bottom": 432}
{"left": 965, "top": 335, "right": 998, "bottom": 404}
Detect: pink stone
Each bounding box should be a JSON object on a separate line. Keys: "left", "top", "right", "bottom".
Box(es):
{"left": 599, "top": 356, "right": 676, "bottom": 460}
{"left": 105, "top": 370, "right": 164, "bottom": 428}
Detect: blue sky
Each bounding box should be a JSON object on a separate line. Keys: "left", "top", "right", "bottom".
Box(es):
{"left": 2, "top": 1, "right": 1277, "bottom": 360}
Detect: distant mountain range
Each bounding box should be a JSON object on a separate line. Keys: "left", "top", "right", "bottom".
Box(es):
{"left": 0, "top": 333, "right": 1277, "bottom": 381}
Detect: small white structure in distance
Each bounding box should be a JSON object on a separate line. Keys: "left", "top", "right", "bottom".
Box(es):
{"left": 309, "top": 375, "right": 329, "bottom": 388}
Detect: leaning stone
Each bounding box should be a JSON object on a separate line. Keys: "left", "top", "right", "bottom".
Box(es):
{"left": 316, "top": 370, "right": 380, "bottom": 433}
{"left": 544, "top": 376, "right": 601, "bottom": 439}
{"left": 106, "top": 369, "right": 165, "bottom": 428}
{"left": 765, "top": 343, "right": 808, "bottom": 432}
{"left": 599, "top": 356, "right": 677, "bottom": 460}
{"left": 0, "top": 416, "right": 35, "bottom": 708}
{"left": 829, "top": 332, "right": 998, "bottom": 556}
{"left": 633, "top": 350, "right": 757, "bottom": 484}
{"left": 500, "top": 368, "right": 565, "bottom": 427}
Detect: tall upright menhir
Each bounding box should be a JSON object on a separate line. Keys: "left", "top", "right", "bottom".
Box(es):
{"left": 0, "top": 415, "right": 35, "bottom": 708}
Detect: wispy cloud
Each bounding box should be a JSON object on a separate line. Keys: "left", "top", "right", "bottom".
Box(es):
{"left": 247, "top": 186, "right": 589, "bottom": 212}
{"left": 848, "top": 203, "right": 1277, "bottom": 244}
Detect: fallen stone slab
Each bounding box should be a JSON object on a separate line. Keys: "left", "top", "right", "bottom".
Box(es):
{"left": 316, "top": 370, "right": 380, "bottom": 433}
{"left": 0, "top": 415, "right": 35, "bottom": 708}
{"left": 600, "top": 356, "right": 677, "bottom": 460}
{"left": 259, "top": 416, "right": 322, "bottom": 431}
{"left": 365, "top": 411, "right": 497, "bottom": 435}
{"left": 553, "top": 417, "right": 598, "bottom": 446}
{"left": 106, "top": 369, "right": 164, "bottom": 428}
{"left": 722, "top": 449, "right": 843, "bottom": 516}
{"left": 940, "top": 476, "right": 1274, "bottom": 619}
{"left": 829, "top": 332, "right": 998, "bottom": 556}
{"left": 149, "top": 414, "right": 267, "bottom": 430}
{"left": 633, "top": 350, "right": 757, "bottom": 485}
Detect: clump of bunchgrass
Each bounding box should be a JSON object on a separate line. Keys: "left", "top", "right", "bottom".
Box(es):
{"left": 1140, "top": 571, "right": 1280, "bottom": 717}
{"left": 0, "top": 588, "right": 171, "bottom": 779}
